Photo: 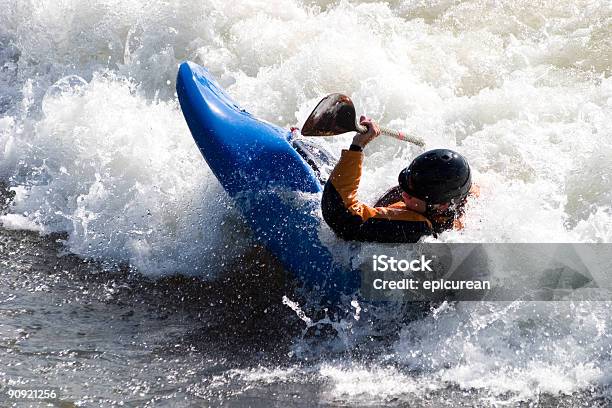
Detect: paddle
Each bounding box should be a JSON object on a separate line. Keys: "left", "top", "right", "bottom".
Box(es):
{"left": 301, "top": 93, "right": 425, "bottom": 147}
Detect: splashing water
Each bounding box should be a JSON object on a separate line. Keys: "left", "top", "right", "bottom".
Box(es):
{"left": 0, "top": 0, "right": 611, "bottom": 404}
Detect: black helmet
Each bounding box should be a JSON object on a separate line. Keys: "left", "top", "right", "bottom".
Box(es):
{"left": 398, "top": 149, "right": 471, "bottom": 204}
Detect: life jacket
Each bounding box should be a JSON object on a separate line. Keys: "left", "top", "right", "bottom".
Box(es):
{"left": 375, "top": 184, "right": 480, "bottom": 232}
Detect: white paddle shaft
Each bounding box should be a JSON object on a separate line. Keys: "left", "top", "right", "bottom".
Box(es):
{"left": 355, "top": 122, "right": 425, "bottom": 147}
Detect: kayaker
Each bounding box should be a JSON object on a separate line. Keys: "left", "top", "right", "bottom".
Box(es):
{"left": 321, "top": 116, "right": 475, "bottom": 242}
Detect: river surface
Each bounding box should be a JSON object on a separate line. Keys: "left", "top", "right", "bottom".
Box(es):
{"left": 0, "top": 0, "right": 611, "bottom": 406}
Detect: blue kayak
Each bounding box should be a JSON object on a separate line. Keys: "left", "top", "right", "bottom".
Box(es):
{"left": 176, "top": 61, "right": 359, "bottom": 300}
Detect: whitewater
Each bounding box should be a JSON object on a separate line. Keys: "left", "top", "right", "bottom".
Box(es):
{"left": 0, "top": 0, "right": 611, "bottom": 406}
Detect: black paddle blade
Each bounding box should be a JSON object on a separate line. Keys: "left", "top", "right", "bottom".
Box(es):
{"left": 301, "top": 93, "right": 358, "bottom": 136}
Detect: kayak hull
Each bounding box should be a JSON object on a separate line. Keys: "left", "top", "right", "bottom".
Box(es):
{"left": 176, "top": 62, "right": 359, "bottom": 299}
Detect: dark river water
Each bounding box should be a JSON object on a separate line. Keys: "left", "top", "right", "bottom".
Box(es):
{"left": 1, "top": 227, "right": 610, "bottom": 407}
{"left": 1, "top": 0, "right": 612, "bottom": 405}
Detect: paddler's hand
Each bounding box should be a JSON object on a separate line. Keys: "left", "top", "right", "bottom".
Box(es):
{"left": 351, "top": 116, "right": 381, "bottom": 149}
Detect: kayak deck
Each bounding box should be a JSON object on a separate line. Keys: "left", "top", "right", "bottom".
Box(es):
{"left": 176, "top": 62, "right": 359, "bottom": 300}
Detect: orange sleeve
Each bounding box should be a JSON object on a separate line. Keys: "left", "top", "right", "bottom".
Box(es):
{"left": 328, "top": 150, "right": 378, "bottom": 221}
{"left": 328, "top": 150, "right": 432, "bottom": 226}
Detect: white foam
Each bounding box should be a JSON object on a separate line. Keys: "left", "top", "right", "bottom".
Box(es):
{"left": 1, "top": 0, "right": 611, "bottom": 399}
{"left": 319, "top": 364, "right": 428, "bottom": 402}
{"left": 0, "top": 213, "right": 42, "bottom": 231}
{"left": 1, "top": 72, "right": 251, "bottom": 275}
